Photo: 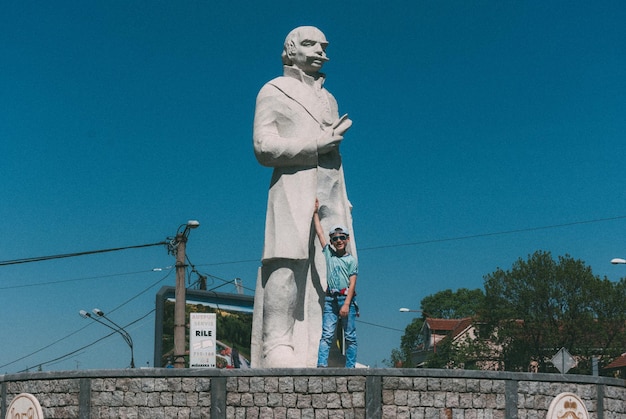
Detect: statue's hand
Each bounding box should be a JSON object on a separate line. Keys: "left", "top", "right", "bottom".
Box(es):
{"left": 317, "top": 128, "right": 343, "bottom": 154}
{"left": 333, "top": 114, "right": 352, "bottom": 137}
{"left": 317, "top": 114, "right": 352, "bottom": 154}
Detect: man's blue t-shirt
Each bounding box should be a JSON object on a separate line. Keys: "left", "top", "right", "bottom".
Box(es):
{"left": 322, "top": 244, "right": 358, "bottom": 291}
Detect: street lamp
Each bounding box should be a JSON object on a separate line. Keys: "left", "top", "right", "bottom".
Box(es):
{"left": 79, "top": 308, "right": 135, "bottom": 368}
{"left": 399, "top": 308, "right": 431, "bottom": 317}
{"left": 611, "top": 258, "right": 626, "bottom": 264}
{"left": 168, "top": 220, "right": 200, "bottom": 368}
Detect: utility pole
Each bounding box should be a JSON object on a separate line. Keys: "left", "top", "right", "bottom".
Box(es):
{"left": 174, "top": 231, "right": 187, "bottom": 368}
{"left": 169, "top": 220, "right": 200, "bottom": 369}
{"left": 234, "top": 277, "right": 243, "bottom": 294}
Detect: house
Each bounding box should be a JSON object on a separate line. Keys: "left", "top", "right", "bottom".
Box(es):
{"left": 410, "top": 317, "right": 473, "bottom": 367}
{"left": 603, "top": 353, "right": 626, "bottom": 378}
{"left": 410, "top": 316, "right": 503, "bottom": 370}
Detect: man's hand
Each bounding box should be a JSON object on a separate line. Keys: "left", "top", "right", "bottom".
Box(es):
{"left": 339, "top": 303, "right": 350, "bottom": 317}
{"left": 313, "top": 198, "right": 326, "bottom": 248}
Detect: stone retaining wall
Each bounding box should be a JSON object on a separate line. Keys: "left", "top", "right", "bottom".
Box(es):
{"left": 1, "top": 369, "right": 625, "bottom": 418}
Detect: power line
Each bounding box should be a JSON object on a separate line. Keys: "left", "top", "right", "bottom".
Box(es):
{"left": 186, "top": 254, "right": 256, "bottom": 293}
{"left": 14, "top": 263, "right": 256, "bottom": 371}
{"left": 2, "top": 214, "right": 624, "bottom": 370}
{"left": 0, "top": 319, "right": 94, "bottom": 370}
{"left": 192, "top": 214, "right": 626, "bottom": 265}
{"left": 0, "top": 241, "right": 167, "bottom": 267}
{"left": 6, "top": 214, "right": 625, "bottom": 291}
{"left": 197, "top": 259, "right": 259, "bottom": 267}
{"left": 200, "top": 271, "right": 256, "bottom": 294}
{"left": 0, "top": 270, "right": 173, "bottom": 371}
{"left": 357, "top": 319, "right": 404, "bottom": 333}
{"left": 0, "top": 269, "right": 158, "bottom": 290}
{"left": 363, "top": 215, "right": 626, "bottom": 251}
{"left": 3, "top": 215, "right": 623, "bottom": 271}
{"left": 106, "top": 269, "right": 175, "bottom": 314}
{"left": 15, "top": 310, "right": 156, "bottom": 373}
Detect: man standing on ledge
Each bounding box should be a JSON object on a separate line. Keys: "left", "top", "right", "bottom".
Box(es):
{"left": 251, "top": 26, "right": 357, "bottom": 367}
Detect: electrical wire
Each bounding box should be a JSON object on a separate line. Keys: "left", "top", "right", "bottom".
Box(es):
{"left": 207, "top": 281, "right": 235, "bottom": 293}
{"left": 0, "top": 270, "right": 173, "bottom": 371}
{"left": 3, "top": 215, "right": 623, "bottom": 272}
{"left": 187, "top": 254, "right": 256, "bottom": 293}
{"left": 2, "top": 214, "right": 624, "bottom": 370}
{"left": 2, "top": 213, "right": 622, "bottom": 306}
{"left": 14, "top": 310, "right": 155, "bottom": 373}
{"left": 4, "top": 261, "right": 252, "bottom": 372}
{"left": 0, "top": 319, "right": 95, "bottom": 370}
{"left": 0, "top": 270, "right": 159, "bottom": 290}
{"left": 201, "top": 272, "right": 255, "bottom": 293}
{"left": 362, "top": 215, "right": 626, "bottom": 251}
{"left": 106, "top": 269, "right": 175, "bottom": 314}
{"left": 356, "top": 319, "right": 404, "bottom": 332}
{"left": 0, "top": 241, "right": 168, "bottom": 267}
{"left": 190, "top": 214, "right": 626, "bottom": 265}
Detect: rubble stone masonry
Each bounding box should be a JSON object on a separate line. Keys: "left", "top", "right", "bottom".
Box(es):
{"left": 1, "top": 368, "right": 625, "bottom": 418}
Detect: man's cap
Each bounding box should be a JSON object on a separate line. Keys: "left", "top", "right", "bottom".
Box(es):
{"left": 329, "top": 225, "right": 349, "bottom": 236}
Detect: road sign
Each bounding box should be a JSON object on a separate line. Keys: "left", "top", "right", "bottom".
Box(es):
{"left": 551, "top": 347, "right": 576, "bottom": 373}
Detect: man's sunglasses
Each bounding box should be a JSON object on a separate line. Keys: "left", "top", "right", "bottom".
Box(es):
{"left": 331, "top": 235, "right": 347, "bottom": 242}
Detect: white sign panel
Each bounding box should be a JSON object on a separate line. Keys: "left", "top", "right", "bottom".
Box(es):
{"left": 189, "top": 312, "right": 216, "bottom": 368}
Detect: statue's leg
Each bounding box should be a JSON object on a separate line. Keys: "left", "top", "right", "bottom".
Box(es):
{"left": 261, "top": 259, "right": 304, "bottom": 367}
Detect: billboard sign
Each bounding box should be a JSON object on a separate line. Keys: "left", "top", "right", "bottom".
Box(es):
{"left": 154, "top": 286, "right": 253, "bottom": 368}
{"left": 189, "top": 313, "right": 216, "bottom": 368}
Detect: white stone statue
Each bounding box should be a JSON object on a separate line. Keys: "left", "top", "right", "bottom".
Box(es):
{"left": 250, "top": 26, "right": 357, "bottom": 367}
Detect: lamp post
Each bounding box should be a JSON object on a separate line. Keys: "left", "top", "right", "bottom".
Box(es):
{"left": 399, "top": 308, "right": 431, "bottom": 317}
{"left": 169, "top": 220, "right": 200, "bottom": 368}
{"left": 79, "top": 309, "right": 135, "bottom": 368}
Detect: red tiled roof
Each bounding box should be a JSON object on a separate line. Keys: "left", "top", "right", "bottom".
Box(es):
{"left": 426, "top": 318, "right": 459, "bottom": 331}
{"left": 426, "top": 317, "right": 473, "bottom": 339}
{"left": 605, "top": 353, "right": 626, "bottom": 369}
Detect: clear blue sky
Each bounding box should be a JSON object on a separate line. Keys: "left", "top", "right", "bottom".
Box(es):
{"left": 2, "top": 1, "right": 625, "bottom": 371}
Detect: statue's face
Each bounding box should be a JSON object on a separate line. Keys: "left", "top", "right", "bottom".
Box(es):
{"left": 289, "top": 27, "right": 329, "bottom": 75}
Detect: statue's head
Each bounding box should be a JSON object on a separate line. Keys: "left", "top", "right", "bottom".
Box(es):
{"left": 282, "top": 26, "right": 329, "bottom": 75}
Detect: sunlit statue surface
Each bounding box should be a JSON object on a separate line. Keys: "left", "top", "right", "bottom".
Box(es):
{"left": 251, "top": 26, "right": 357, "bottom": 367}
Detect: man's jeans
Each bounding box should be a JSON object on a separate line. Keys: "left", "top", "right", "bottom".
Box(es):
{"left": 317, "top": 295, "right": 357, "bottom": 368}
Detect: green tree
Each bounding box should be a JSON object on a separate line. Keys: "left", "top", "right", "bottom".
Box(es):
{"left": 483, "top": 250, "right": 626, "bottom": 373}
{"left": 422, "top": 288, "right": 485, "bottom": 318}
{"left": 389, "top": 251, "right": 626, "bottom": 373}
{"left": 588, "top": 277, "right": 626, "bottom": 367}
